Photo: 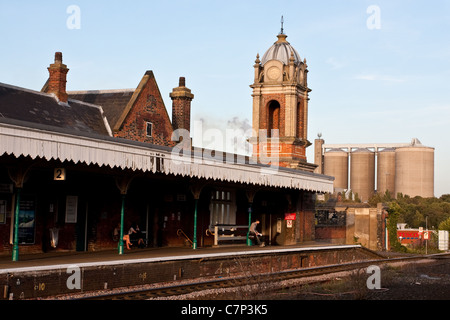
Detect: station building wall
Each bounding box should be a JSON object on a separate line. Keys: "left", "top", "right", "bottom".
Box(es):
{"left": 0, "top": 155, "right": 317, "bottom": 256}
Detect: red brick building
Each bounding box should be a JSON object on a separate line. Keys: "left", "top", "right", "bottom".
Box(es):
{"left": 0, "top": 48, "right": 333, "bottom": 260}
{"left": 67, "top": 72, "right": 192, "bottom": 147}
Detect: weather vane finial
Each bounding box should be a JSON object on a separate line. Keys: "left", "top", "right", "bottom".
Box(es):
{"left": 280, "top": 15, "right": 284, "bottom": 34}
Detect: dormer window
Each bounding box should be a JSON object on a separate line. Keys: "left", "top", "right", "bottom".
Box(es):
{"left": 146, "top": 122, "right": 153, "bottom": 137}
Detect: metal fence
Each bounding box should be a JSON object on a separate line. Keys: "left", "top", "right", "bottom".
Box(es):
{"left": 315, "top": 210, "right": 346, "bottom": 226}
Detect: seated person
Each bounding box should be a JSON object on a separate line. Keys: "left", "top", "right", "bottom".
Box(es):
{"left": 129, "top": 223, "right": 145, "bottom": 248}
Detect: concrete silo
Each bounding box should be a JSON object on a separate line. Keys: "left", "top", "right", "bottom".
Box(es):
{"left": 377, "top": 148, "right": 396, "bottom": 196}
{"left": 395, "top": 140, "right": 434, "bottom": 198}
{"left": 350, "top": 148, "right": 375, "bottom": 202}
{"left": 324, "top": 148, "right": 348, "bottom": 191}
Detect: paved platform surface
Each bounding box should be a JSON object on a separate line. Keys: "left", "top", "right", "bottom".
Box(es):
{"left": 0, "top": 241, "right": 354, "bottom": 272}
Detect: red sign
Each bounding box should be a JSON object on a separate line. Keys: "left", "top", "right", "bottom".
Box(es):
{"left": 285, "top": 213, "right": 296, "bottom": 220}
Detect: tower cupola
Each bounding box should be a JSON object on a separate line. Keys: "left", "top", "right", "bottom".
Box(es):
{"left": 250, "top": 22, "right": 314, "bottom": 171}
{"left": 260, "top": 33, "right": 301, "bottom": 66}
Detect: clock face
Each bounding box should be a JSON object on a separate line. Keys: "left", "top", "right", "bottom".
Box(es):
{"left": 267, "top": 66, "right": 281, "bottom": 80}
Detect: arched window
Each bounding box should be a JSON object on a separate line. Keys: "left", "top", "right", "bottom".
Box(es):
{"left": 297, "top": 99, "right": 304, "bottom": 138}
{"left": 268, "top": 100, "right": 280, "bottom": 137}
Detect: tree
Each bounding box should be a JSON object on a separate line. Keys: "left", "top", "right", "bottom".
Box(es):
{"left": 411, "top": 210, "right": 425, "bottom": 227}
{"left": 386, "top": 202, "right": 406, "bottom": 252}
{"left": 439, "top": 217, "right": 450, "bottom": 232}
{"left": 369, "top": 190, "right": 394, "bottom": 207}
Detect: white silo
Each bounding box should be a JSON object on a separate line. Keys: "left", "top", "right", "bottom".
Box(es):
{"left": 324, "top": 148, "right": 349, "bottom": 191}
{"left": 377, "top": 148, "right": 396, "bottom": 195}
{"left": 395, "top": 139, "right": 434, "bottom": 198}
{"left": 350, "top": 148, "right": 375, "bottom": 202}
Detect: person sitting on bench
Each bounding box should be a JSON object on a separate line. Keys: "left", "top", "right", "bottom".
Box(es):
{"left": 129, "top": 223, "right": 145, "bottom": 248}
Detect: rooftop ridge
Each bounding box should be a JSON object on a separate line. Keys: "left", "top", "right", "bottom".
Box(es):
{"left": 68, "top": 88, "right": 135, "bottom": 94}
{"left": 0, "top": 82, "right": 55, "bottom": 99}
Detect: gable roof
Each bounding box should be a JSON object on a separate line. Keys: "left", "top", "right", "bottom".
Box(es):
{"left": 68, "top": 71, "right": 172, "bottom": 134}
{"left": 0, "top": 82, "right": 112, "bottom": 137}
{"left": 68, "top": 89, "right": 134, "bottom": 130}
{"left": 113, "top": 70, "right": 171, "bottom": 133}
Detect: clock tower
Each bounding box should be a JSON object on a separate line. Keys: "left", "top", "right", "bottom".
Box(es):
{"left": 250, "top": 29, "right": 315, "bottom": 172}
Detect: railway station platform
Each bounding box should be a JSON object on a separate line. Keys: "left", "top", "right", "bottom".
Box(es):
{"left": 0, "top": 242, "right": 384, "bottom": 300}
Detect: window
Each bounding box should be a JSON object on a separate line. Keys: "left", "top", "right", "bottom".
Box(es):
{"left": 146, "top": 122, "right": 153, "bottom": 137}
{"left": 268, "top": 100, "right": 280, "bottom": 137}
{"left": 0, "top": 200, "right": 6, "bottom": 224}
{"left": 296, "top": 100, "right": 303, "bottom": 138}
{"left": 209, "top": 189, "right": 236, "bottom": 229}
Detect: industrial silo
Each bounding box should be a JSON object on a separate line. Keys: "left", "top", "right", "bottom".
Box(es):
{"left": 395, "top": 140, "right": 434, "bottom": 198}
{"left": 350, "top": 148, "right": 375, "bottom": 202}
{"left": 324, "top": 148, "right": 348, "bottom": 191}
{"left": 377, "top": 148, "right": 396, "bottom": 195}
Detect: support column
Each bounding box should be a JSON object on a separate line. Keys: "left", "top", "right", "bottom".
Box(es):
{"left": 245, "top": 189, "right": 257, "bottom": 246}
{"left": 193, "top": 198, "right": 198, "bottom": 250}
{"left": 12, "top": 187, "right": 21, "bottom": 261}
{"left": 119, "top": 194, "right": 126, "bottom": 255}
{"left": 115, "top": 175, "right": 135, "bottom": 255}
{"left": 190, "top": 182, "right": 206, "bottom": 250}
{"left": 8, "top": 162, "right": 33, "bottom": 262}
{"left": 247, "top": 202, "right": 253, "bottom": 246}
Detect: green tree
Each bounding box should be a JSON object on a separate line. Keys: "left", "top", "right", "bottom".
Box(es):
{"left": 369, "top": 190, "right": 394, "bottom": 207}
{"left": 439, "top": 217, "right": 450, "bottom": 232}
{"left": 386, "top": 202, "right": 406, "bottom": 252}
{"left": 408, "top": 210, "right": 424, "bottom": 228}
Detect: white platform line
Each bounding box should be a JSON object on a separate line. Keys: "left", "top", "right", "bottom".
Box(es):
{"left": 0, "top": 245, "right": 361, "bottom": 274}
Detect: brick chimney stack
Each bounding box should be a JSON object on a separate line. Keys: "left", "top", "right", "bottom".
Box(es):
{"left": 46, "top": 52, "right": 69, "bottom": 103}
{"left": 170, "top": 77, "right": 194, "bottom": 133}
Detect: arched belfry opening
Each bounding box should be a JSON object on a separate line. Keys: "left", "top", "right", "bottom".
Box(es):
{"left": 268, "top": 100, "right": 280, "bottom": 137}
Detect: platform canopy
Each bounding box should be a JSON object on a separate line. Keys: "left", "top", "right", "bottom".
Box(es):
{"left": 0, "top": 120, "right": 334, "bottom": 193}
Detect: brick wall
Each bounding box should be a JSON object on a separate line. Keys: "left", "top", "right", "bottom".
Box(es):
{"left": 171, "top": 97, "right": 191, "bottom": 133}
{"left": 315, "top": 226, "right": 347, "bottom": 243}
{"left": 296, "top": 98, "right": 305, "bottom": 139}
{"left": 1, "top": 246, "right": 375, "bottom": 300}
{"left": 114, "top": 74, "right": 175, "bottom": 147}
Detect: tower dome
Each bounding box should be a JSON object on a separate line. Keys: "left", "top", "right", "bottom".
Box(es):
{"left": 261, "top": 33, "right": 301, "bottom": 66}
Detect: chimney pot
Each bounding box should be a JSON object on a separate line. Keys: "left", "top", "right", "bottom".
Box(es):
{"left": 179, "top": 77, "right": 185, "bottom": 87}
{"left": 55, "top": 52, "right": 63, "bottom": 63}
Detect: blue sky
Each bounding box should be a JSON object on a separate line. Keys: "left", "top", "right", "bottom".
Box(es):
{"left": 0, "top": 1, "right": 449, "bottom": 197}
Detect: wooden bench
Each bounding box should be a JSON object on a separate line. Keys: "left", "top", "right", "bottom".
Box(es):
{"left": 213, "top": 224, "right": 250, "bottom": 246}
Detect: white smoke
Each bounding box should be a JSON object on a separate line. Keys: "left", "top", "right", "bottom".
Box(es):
{"left": 192, "top": 114, "right": 253, "bottom": 156}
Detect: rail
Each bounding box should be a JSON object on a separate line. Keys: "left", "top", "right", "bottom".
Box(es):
{"left": 79, "top": 252, "right": 450, "bottom": 300}
{"left": 176, "top": 229, "right": 193, "bottom": 246}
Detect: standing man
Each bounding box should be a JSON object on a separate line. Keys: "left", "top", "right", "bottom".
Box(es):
{"left": 250, "top": 219, "right": 264, "bottom": 247}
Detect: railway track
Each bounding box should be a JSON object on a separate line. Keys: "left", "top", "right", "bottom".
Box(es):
{"left": 78, "top": 252, "right": 450, "bottom": 300}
